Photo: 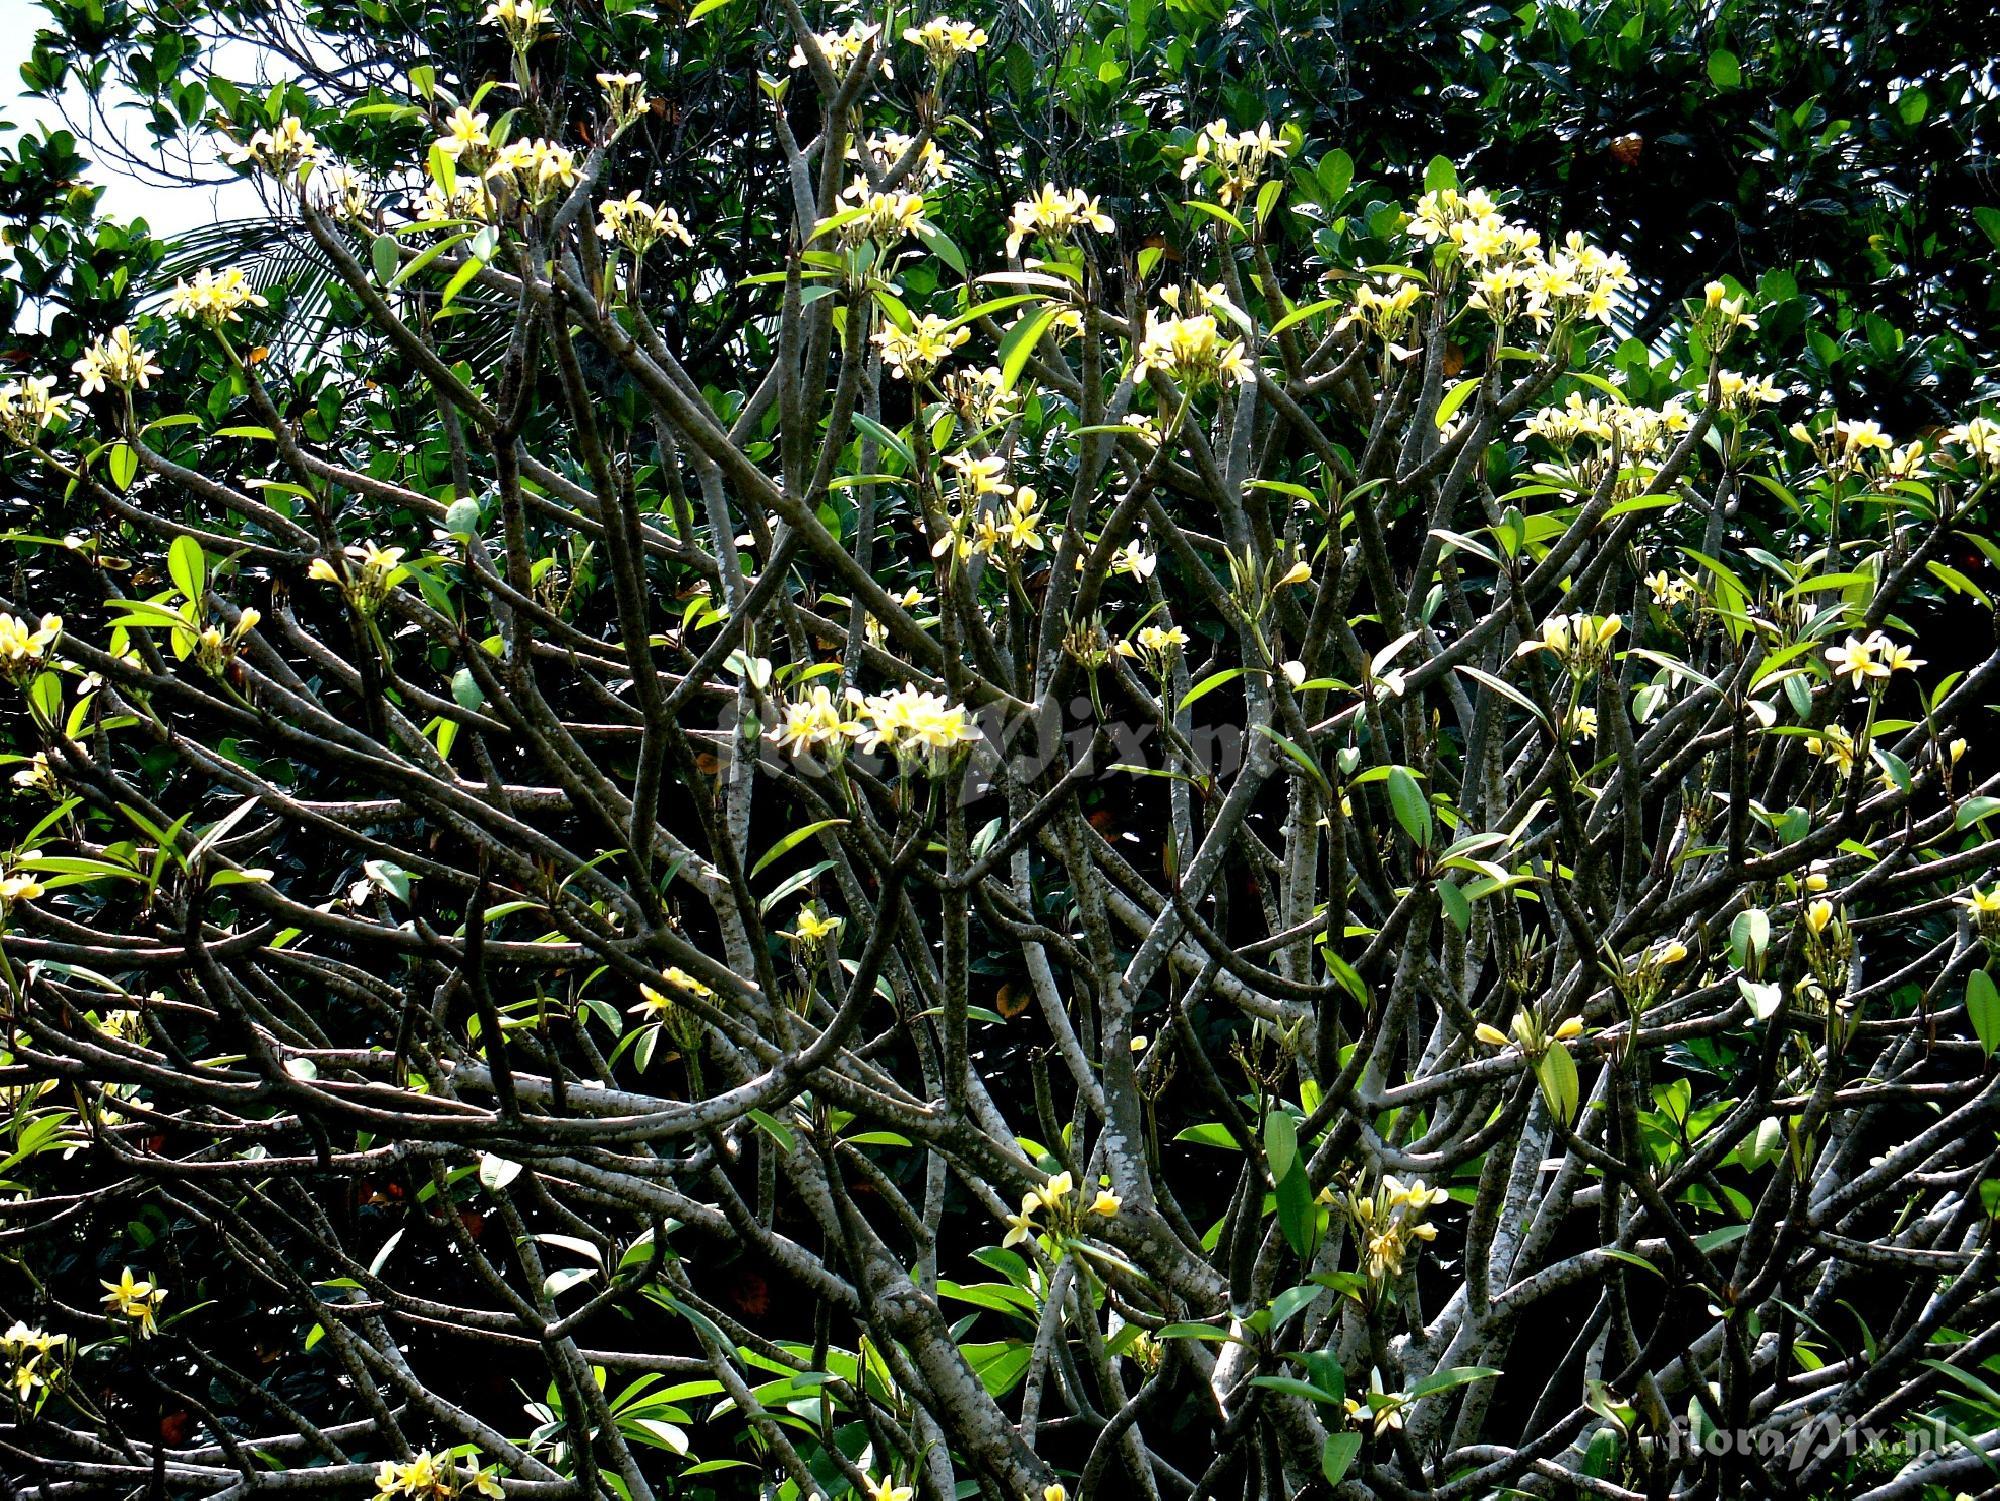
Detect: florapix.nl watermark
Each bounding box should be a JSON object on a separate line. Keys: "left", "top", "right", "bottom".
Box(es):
{"left": 1652, "top": 1410, "right": 1957, "bottom": 1472}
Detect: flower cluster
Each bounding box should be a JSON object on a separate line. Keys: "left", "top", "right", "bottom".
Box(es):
{"left": 1134, "top": 308, "right": 1254, "bottom": 391}
{"left": 1474, "top": 1009, "right": 1584, "bottom": 1056}
{"left": 597, "top": 193, "right": 694, "bottom": 254}
{"left": 874, "top": 314, "right": 969, "bottom": 382}
{"left": 1645, "top": 569, "right": 1697, "bottom": 608}
{"left": 1939, "top": 416, "right": 2000, "bottom": 473}
{"left": 0, "top": 1322, "right": 66, "bottom": 1403}
{"left": 0, "top": 376, "right": 76, "bottom": 445}
{"left": 0, "top": 612, "right": 61, "bottom": 683}
{"left": 483, "top": 0, "right": 554, "bottom": 48}
{"left": 790, "top": 21, "right": 881, "bottom": 72}
{"left": 823, "top": 177, "right": 932, "bottom": 249}
{"left": 856, "top": 130, "right": 953, "bottom": 187}
{"left": 225, "top": 116, "right": 322, "bottom": 176}
{"left": 165, "top": 266, "right": 270, "bottom": 328}
{"left": 1409, "top": 186, "right": 1636, "bottom": 329}
{"left": 309, "top": 542, "right": 410, "bottom": 618}
{"left": 854, "top": 685, "right": 981, "bottom": 767}
{"left": 1116, "top": 623, "right": 1188, "bottom": 674}
{"left": 1335, "top": 275, "right": 1426, "bottom": 358}
{"left": 1521, "top": 392, "right": 1692, "bottom": 494}
{"left": 1001, "top": 1170, "right": 1120, "bottom": 1249}
{"left": 1715, "top": 369, "right": 1783, "bottom": 413}
{"left": 100, "top": 1268, "right": 166, "bottom": 1338}
{"left": 485, "top": 139, "right": 579, "bottom": 212}
{"left": 1516, "top": 611, "right": 1623, "bottom": 677}
{"left": 1795, "top": 897, "right": 1854, "bottom": 1021}
{"left": 73, "top": 326, "right": 162, "bottom": 396}
{"left": 317, "top": 164, "right": 374, "bottom": 223}
{"left": 902, "top": 16, "right": 987, "bottom": 70}
{"left": 1005, "top": 185, "right": 1114, "bottom": 258}
{"left": 375, "top": 1451, "right": 505, "bottom": 1501}
{"left": 1825, "top": 631, "right": 1922, "bottom": 692}
{"left": 1699, "top": 278, "right": 1759, "bottom": 337}
{"left": 940, "top": 366, "right": 1017, "bottom": 427}
{"left": 597, "top": 71, "right": 647, "bottom": 130}
{"left": 1340, "top": 1175, "right": 1448, "bottom": 1282}
{"left": 195, "top": 608, "right": 261, "bottom": 678}
{"left": 1956, "top": 885, "right": 2000, "bottom": 947}
{"left": 1180, "top": 119, "right": 1290, "bottom": 207}
{"left": 768, "top": 685, "right": 978, "bottom": 772}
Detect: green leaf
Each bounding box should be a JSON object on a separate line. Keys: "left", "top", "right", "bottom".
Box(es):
{"left": 1263, "top": 1110, "right": 1299, "bottom": 1183}
{"left": 1423, "top": 154, "right": 1457, "bottom": 193}
{"left": 480, "top": 1153, "right": 523, "bottom": 1192}
{"left": 1183, "top": 197, "right": 1248, "bottom": 235}
{"left": 997, "top": 305, "right": 1059, "bottom": 394}
{"left": 751, "top": 818, "right": 848, "bottom": 877}
{"left": 1708, "top": 48, "right": 1740, "bottom": 87}
{"left": 1955, "top": 796, "right": 2000, "bottom": 829}
{"left": 1322, "top": 1432, "right": 1361, "bottom": 1485}
{"left": 1179, "top": 668, "right": 1245, "bottom": 714}
{"left": 1434, "top": 376, "right": 1480, "bottom": 429}
{"left": 1254, "top": 725, "right": 1333, "bottom": 798}
{"left": 1251, "top": 1374, "right": 1341, "bottom": 1404}
{"left": 107, "top": 441, "right": 138, "bottom": 492}
{"left": 1409, "top": 1365, "right": 1502, "bottom": 1399}
{"left": 1385, "top": 765, "right": 1433, "bottom": 849}
{"left": 1535, "top": 1042, "right": 1579, "bottom": 1126}
{"left": 1968, "top": 969, "right": 2000, "bottom": 1059}
{"left": 168, "top": 534, "right": 207, "bottom": 605}
{"left": 371, "top": 233, "right": 399, "bottom": 285}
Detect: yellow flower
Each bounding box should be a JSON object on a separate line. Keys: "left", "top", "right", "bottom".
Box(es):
{"left": 99, "top": 1268, "right": 166, "bottom": 1337}
{"left": 1955, "top": 885, "right": 2000, "bottom": 917}
{"left": 165, "top": 267, "right": 270, "bottom": 327}
{"left": 72, "top": 326, "right": 161, "bottom": 396}
{"left": 1005, "top": 184, "right": 1114, "bottom": 258}
{"left": 1134, "top": 309, "right": 1255, "bottom": 390}
{"left": 631, "top": 968, "right": 714, "bottom": 1017}
{"left": 225, "top": 115, "right": 322, "bottom": 175}
{"left": 1089, "top": 1189, "right": 1121, "bottom": 1217}
{"left": 1825, "top": 633, "right": 1889, "bottom": 688}
{"left": 0, "top": 874, "right": 45, "bottom": 905}
{"left": 854, "top": 685, "right": 979, "bottom": 768}
{"left": 597, "top": 193, "right": 694, "bottom": 254}
{"left": 1002, "top": 1192, "right": 1040, "bottom": 1247}
{"left": 864, "top": 1476, "right": 914, "bottom": 1501}
{"left": 0, "top": 612, "right": 61, "bottom": 678}
{"left": 1474, "top": 1022, "right": 1511, "bottom": 1048}
{"left": 0, "top": 374, "right": 78, "bottom": 443}
{"left": 790, "top": 905, "right": 843, "bottom": 946}
{"left": 903, "top": 16, "right": 987, "bottom": 69}
{"left": 1044, "top": 1487, "right": 1069, "bottom": 1501}
{"left": 1275, "top": 558, "right": 1314, "bottom": 588}
{"left": 1034, "top": 1171, "right": 1075, "bottom": 1212}
{"left": 483, "top": 0, "right": 555, "bottom": 46}
{"left": 1180, "top": 119, "right": 1290, "bottom": 206}
{"left": 874, "top": 314, "right": 969, "bottom": 382}
{"left": 1805, "top": 899, "right": 1835, "bottom": 936}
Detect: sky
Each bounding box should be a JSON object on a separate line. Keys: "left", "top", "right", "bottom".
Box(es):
{"left": 0, "top": 0, "right": 259, "bottom": 237}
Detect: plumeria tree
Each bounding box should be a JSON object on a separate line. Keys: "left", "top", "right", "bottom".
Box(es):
{"left": 2, "top": 4, "right": 2000, "bottom": 1501}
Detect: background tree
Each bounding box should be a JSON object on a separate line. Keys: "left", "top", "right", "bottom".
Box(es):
{"left": 2, "top": 3, "right": 2000, "bottom": 1501}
